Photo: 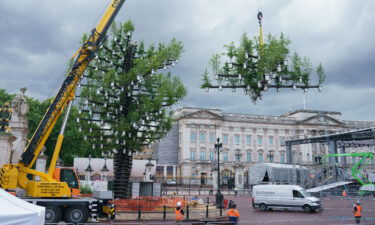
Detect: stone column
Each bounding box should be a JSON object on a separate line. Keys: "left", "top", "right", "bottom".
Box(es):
{"left": 0, "top": 134, "right": 16, "bottom": 166}
{"left": 163, "top": 165, "right": 167, "bottom": 177}
{"left": 35, "top": 149, "right": 47, "bottom": 181}
{"left": 172, "top": 165, "right": 177, "bottom": 179}
{"left": 234, "top": 164, "right": 244, "bottom": 189}
{"left": 286, "top": 145, "right": 293, "bottom": 164}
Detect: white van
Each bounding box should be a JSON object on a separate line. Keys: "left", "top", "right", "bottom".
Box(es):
{"left": 252, "top": 185, "right": 321, "bottom": 212}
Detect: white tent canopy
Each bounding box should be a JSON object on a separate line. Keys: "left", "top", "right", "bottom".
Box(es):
{"left": 0, "top": 189, "right": 45, "bottom": 225}
{"left": 248, "top": 163, "right": 309, "bottom": 185}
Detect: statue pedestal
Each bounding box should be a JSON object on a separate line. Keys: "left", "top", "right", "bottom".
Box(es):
{"left": 0, "top": 133, "right": 16, "bottom": 166}
{"left": 234, "top": 163, "right": 244, "bottom": 189}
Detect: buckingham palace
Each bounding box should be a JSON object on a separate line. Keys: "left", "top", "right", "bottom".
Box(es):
{"left": 153, "top": 107, "right": 375, "bottom": 188}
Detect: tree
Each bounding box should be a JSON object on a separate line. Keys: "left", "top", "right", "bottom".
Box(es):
{"left": 27, "top": 97, "right": 92, "bottom": 166}
{"left": 0, "top": 89, "right": 15, "bottom": 106}
{"left": 201, "top": 33, "right": 325, "bottom": 102}
{"left": 0, "top": 88, "right": 90, "bottom": 166}
{"left": 78, "top": 21, "right": 186, "bottom": 198}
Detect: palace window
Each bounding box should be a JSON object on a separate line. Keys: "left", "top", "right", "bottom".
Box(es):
{"left": 209, "top": 132, "right": 215, "bottom": 143}
{"left": 200, "top": 151, "right": 206, "bottom": 160}
{"left": 257, "top": 136, "right": 263, "bottom": 145}
{"left": 190, "top": 151, "right": 196, "bottom": 160}
{"left": 269, "top": 136, "right": 274, "bottom": 146}
{"left": 200, "top": 132, "right": 206, "bottom": 142}
{"left": 235, "top": 135, "right": 240, "bottom": 145}
{"left": 246, "top": 152, "right": 252, "bottom": 162}
{"left": 280, "top": 137, "right": 286, "bottom": 146}
{"left": 246, "top": 135, "right": 252, "bottom": 145}
{"left": 210, "top": 151, "right": 214, "bottom": 161}
{"left": 267, "top": 151, "right": 274, "bottom": 162}
{"left": 223, "top": 134, "right": 228, "bottom": 144}
{"left": 190, "top": 132, "right": 196, "bottom": 142}
{"left": 223, "top": 152, "right": 228, "bottom": 162}
{"left": 258, "top": 152, "right": 263, "bottom": 163}
{"left": 280, "top": 153, "right": 285, "bottom": 163}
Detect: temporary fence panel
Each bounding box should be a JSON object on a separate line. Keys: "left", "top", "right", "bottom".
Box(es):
{"left": 114, "top": 196, "right": 188, "bottom": 211}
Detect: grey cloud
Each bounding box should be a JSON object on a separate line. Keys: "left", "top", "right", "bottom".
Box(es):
{"left": 0, "top": 0, "right": 374, "bottom": 122}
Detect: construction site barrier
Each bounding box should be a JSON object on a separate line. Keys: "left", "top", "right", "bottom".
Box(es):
{"left": 114, "top": 196, "right": 188, "bottom": 211}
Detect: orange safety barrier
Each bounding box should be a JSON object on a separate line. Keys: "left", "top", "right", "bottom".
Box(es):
{"left": 114, "top": 196, "right": 188, "bottom": 211}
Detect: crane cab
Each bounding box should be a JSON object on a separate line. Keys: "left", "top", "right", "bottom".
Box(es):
{"left": 53, "top": 167, "right": 81, "bottom": 197}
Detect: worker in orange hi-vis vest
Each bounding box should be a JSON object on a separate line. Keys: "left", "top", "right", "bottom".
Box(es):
{"left": 342, "top": 189, "right": 347, "bottom": 198}
{"left": 353, "top": 201, "right": 362, "bottom": 224}
{"left": 175, "top": 201, "right": 184, "bottom": 224}
{"left": 227, "top": 203, "right": 240, "bottom": 225}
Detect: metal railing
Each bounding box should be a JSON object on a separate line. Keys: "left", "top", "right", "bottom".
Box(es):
{"left": 162, "top": 188, "right": 251, "bottom": 196}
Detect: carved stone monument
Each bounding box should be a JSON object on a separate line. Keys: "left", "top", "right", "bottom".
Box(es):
{"left": 234, "top": 163, "right": 245, "bottom": 189}
{"left": 9, "top": 87, "right": 29, "bottom": 163}
{"left": 0, "top": 134, "right": 16, "bottom": 166}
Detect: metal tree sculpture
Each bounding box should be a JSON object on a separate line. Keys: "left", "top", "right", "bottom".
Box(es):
{"left": 201, "top": 13, "right": 325, "bottom": 102}
{"left": 78, "top": 21, "right": 186, "bottom": 198}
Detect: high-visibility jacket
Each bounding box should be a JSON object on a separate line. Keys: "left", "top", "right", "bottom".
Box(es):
{"left": 175, "top": 208, "right": 184, "bottom": 220}
{"left": 342, "top": 190, "right": 347, "bottom": 197}
{"left": 354, "top": 205, "right": 362, "bottom": 217}
{"left": 227, "top": 208, "right": 240, "bottom": 222}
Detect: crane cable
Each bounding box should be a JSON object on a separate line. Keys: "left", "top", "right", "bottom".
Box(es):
{"left": 257, "top": 0, "right": 264, "bottom": 50}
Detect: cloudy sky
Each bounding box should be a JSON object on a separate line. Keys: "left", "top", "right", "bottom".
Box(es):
{"left": 1, "top": 0, "right": 374, "bottom": 121}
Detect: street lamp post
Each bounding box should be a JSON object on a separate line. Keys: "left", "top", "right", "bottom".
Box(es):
{"left": 214, "top": 138, "right": 223, "bottom": 208}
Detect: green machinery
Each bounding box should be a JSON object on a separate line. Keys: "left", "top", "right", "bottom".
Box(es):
{"left": 325, "top": 152, "right": 374, "bottom": 187}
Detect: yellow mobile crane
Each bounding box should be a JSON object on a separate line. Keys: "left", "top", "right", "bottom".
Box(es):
{"left": 0, "top": 0, "right": 126, "bottom": 223}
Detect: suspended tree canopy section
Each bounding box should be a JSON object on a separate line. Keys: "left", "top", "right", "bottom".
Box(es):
{"left": 201, "top": 32, "right": 325, "bottom": 102}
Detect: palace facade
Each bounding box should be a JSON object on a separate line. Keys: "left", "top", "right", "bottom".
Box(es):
{"left": 154, "top": 108, "right": 375, "bottom": 187}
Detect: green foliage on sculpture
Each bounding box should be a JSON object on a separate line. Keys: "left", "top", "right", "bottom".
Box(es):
{"left": 201, "top": 33, "right": 325, "bottom": 102}
{"left": 78, "top": 20, "right": 186, "bottom": 156}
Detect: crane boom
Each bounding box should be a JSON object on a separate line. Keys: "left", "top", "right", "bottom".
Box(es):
{"left": 325, "top": 152, "right": 374, "bottom": 186}
{"left": 21, "top": 0, "right": 126, "bottom": 168}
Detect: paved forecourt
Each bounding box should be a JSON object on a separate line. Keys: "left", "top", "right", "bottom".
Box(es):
{"left": 230, "top": 195, "right": 375, "bottom": 225}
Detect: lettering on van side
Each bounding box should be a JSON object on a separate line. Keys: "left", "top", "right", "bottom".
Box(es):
{"left": 255, "top": 191, "right": 275, "bottom": 195}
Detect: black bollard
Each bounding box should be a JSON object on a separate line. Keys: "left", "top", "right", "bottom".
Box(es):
{"left": 206, "top": 204, "right": 209, "bottom": 218}
{"left": 138, "top": 205, "right": 141, "bottom": 220}
{"left": 186, "top": 205, "right": 190, "bottom": 219}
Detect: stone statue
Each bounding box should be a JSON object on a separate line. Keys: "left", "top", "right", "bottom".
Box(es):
{"left": 9, "top": 88, "right": 29, "bottom": 163}
{"left": 12, "top": 87, "right": 29, "bottom": 119}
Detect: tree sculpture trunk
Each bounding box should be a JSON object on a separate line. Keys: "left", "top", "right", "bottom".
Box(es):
{"left": 113, "top": 150, "right": 133, "bottom": 199}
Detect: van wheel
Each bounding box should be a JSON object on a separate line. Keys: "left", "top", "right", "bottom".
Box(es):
{"left": 303, "top": 204, "right": 312, "bottom": 213}
{"left": 63, "top": 206, "right": 89, "bottom": 223}
{"left": 45, "top": 206, "right": 62, "bottom": 223}
{"left": 259, "top": 203, "right": 268, "bottom": 211}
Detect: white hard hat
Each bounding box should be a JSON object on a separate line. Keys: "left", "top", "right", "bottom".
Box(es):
{"left": 177, "top": 201, "right": 182, "bottom": 207}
